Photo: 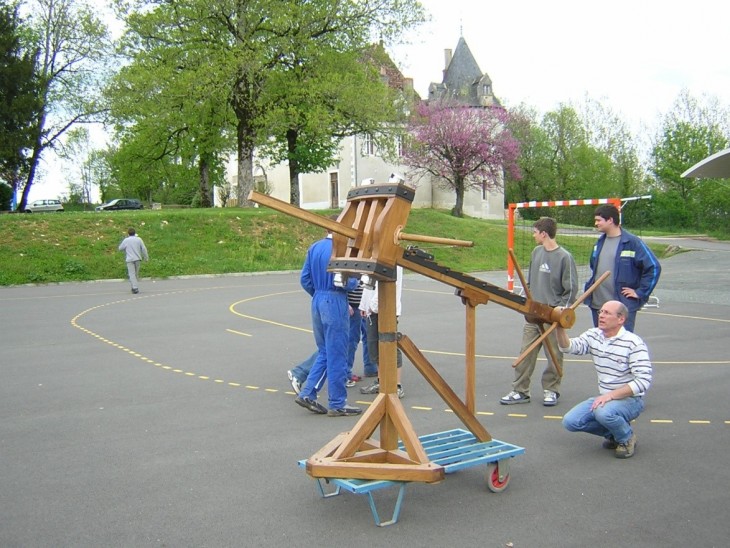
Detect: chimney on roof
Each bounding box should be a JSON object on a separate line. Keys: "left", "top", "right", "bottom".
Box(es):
{"left": 444, "top": 49, "right": 452, "bottom": 69}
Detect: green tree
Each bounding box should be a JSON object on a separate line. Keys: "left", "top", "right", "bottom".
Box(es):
{"left": 505, "top": 99, "right": 645, "bottom": 225}
{"left": 107, "top": 2, "right": 236, "bottom": 206}
{"left": 503, "top": 104, "right": 553, "bottom": 205}
{"left": 579, "top": 96, "right": 643, "bottom": 200}
{"left": 259, "top": 42, "right": 412, "bottom": 205}
{"left": 0, "top": 2, "right": 41, "bottom": 201}
{"left": 57, "top": 126, "right": 111, "bottom": 207}
{"left": 650, "top": 90, "right": 729, "bottom": 231}
{"left": 16, "top": 0, "right": 111, "bottom": 211}
{"left": 651, "top": 120, "right": 728, "bottom": 229}
{"left": 113, "top": 0, "right": 425, "bottom": 208}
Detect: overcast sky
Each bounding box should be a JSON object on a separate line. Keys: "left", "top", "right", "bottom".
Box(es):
{"left": 392, "top": 0, "right": 730, "bottom": 132}
{"left": 30, "top": 0, "right": 730, "bottom": 202}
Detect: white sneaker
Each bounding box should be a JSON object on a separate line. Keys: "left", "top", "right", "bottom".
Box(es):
{"left": 543, "top": 390, "right": 558, "bottom": 406}
{"left": 499, "top": 390, "right": 530, "bottom": 405}
{"left": 287, "top": 370, "right": 301, "bottom": 394}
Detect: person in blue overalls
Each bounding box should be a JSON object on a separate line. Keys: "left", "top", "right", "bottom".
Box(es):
{"left": 295, "top": 224, "right": 363, "bottom": 417}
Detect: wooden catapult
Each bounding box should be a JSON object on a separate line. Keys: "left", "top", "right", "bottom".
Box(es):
{"left": 250, "top": 183, "right": 606, "bottom": 486}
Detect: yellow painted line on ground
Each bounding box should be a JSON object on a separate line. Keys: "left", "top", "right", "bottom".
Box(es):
{"left": 70, "top": 296, "right": 730, "bottom": 427}
{"left": 420, "top": 348, "right": 516, "bottom": 360}
{"left": 226, "top": 329, "right": 252, "bottom": 337}
{"left": 229, "top": 292, "right": 312, "bottom": 332}
{"left": 643, "top": 311, "right": 730, "bottom": 324}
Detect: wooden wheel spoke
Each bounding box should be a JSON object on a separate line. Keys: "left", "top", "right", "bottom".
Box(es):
{"left": 512, "top": 322, "right": 558, "bottom": 368}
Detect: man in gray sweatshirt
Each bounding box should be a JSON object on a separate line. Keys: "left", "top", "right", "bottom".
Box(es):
{"left": 500, "top": 217, "right": 578, "bottom": 407}
{"left": 118, "top": 227, "right": 149, "bottom": 294}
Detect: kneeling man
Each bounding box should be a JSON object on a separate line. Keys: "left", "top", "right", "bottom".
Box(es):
{"left": 556, "top": 300, "right": 652, "bottom": 459}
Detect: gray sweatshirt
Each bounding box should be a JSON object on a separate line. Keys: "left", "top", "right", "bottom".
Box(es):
{"left": 119, "top": 235, "right": 149, "bottom": 263}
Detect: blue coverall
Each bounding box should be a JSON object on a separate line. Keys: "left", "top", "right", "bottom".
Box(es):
{"left": 298, "top": 236, "right": 357, "bottom": 410}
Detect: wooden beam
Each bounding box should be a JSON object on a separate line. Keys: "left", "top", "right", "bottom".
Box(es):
{"left": 398, "top": 334, "right": 492, "bottom": 442}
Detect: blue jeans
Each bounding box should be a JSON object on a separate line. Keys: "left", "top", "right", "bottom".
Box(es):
{"left": 364, "top": 313, "right": 403, "bottom": 375}
{"left": 347, "top": 314, "right": 376, "bottom": 378}
{"left": 562, "top": 396, "right": 645, "bottom": 444}
{"left": 299, "top": 291, "right": 349, "bottom": 410}
{"left": 290, "top": 351, "right": 317, "bottom": 383}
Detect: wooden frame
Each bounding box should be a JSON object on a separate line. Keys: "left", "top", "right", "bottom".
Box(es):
{"left": 249, "top": 184, "right": 584, "bottom": 483}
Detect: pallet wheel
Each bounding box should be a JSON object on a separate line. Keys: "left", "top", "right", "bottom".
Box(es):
{"left": 486, "top": 462, "right": 510, "bottom": 493}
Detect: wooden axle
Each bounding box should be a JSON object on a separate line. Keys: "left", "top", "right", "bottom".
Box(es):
{"left": 395, "top": 227, "right": 474, "bottom": 248}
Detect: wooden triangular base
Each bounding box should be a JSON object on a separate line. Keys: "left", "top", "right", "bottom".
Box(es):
{"left": 306, "top": 393, "right": 445, "bottom": 483}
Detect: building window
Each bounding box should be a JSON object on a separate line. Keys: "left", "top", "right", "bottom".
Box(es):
{"left": 483, "top": 84, "right": 491, "bottom": 96}
{"left": 396, "top": 135, "right": 404, "bottom": 157}
{"left": 362, "top": 133, "right": 374, "bottom": 156}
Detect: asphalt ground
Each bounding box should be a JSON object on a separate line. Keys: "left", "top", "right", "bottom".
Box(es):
{"left": 1, "top": 238, "right": 729, "bottom": 547}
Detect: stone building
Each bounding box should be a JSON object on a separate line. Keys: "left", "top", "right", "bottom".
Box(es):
{"left": 221, "top": 36, "right": 505, "bottom": 219}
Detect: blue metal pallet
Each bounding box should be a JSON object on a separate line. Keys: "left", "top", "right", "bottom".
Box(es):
{"left": 298, "top": 428, "right": 525, "bottom": 526}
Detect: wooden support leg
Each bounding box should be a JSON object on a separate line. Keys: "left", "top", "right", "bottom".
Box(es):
{"left": 465, "top": 301, "right": 476, "bottom": 414}
{"left": 398, "top": 334, "right": 492, "bottom": 442}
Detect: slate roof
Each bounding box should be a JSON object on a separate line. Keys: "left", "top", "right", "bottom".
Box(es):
{"left": 428, "top": 37, "right": 500, "bottom": 107}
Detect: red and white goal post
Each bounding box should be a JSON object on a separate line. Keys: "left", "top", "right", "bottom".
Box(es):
{"left": 506, "top": 198, "right": 621, "bottom": 293}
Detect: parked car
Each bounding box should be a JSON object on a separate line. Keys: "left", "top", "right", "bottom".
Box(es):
{"left": 24, "top": 199, "right": 64, "bottom": 213}
{"left": 95, "top": 199, "right": 144, "bottom": 211}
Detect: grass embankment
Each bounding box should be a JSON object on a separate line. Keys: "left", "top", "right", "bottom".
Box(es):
{"left": 0, "top": 207, "right": 669, "bottom": 286}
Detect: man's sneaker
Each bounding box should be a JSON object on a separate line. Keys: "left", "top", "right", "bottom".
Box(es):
{"left": 287, "top": 370, "right": 301, "bottom": 394}
{"left": 132, "top": 288, "right": 139, "bottom": 294}
{"left": 499, "top": 390, "right": 530, "bottom": 405}
{"left": 602, "top": 436, "right": 619, "bottom": 450}
{"left": 397, "top": 384, "right": 405, "bottom": 399}
{"left": 345, "top": 378, "right": 356, "bottom": 388}
{"left": 328, "top": 405, "right": 363, "bottom": 417}
{"left": 542, "top": 390, "right": 559, "bottom": 407}
{"left": 294, "top": 396, "right": 327, "bottom": 415}
{"left": 350, "top": 374, "right": 362, "bottom": 382}
{"left": 615, "top": 433, "right": 637, "bottom": 459}
{"left": 360, "top": 381, "right": 380, "bottom": 394}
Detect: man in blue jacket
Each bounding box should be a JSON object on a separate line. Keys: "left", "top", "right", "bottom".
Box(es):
{"left": 584, "top": 204, "right": 661, "bottom": 332}
{"left": 295, "top": 225, "right": 362, "bottom": 417}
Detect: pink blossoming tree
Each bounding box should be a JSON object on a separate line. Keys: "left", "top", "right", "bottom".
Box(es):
{"left": 403, "top": 100, "right": 521, "bottom": 217}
